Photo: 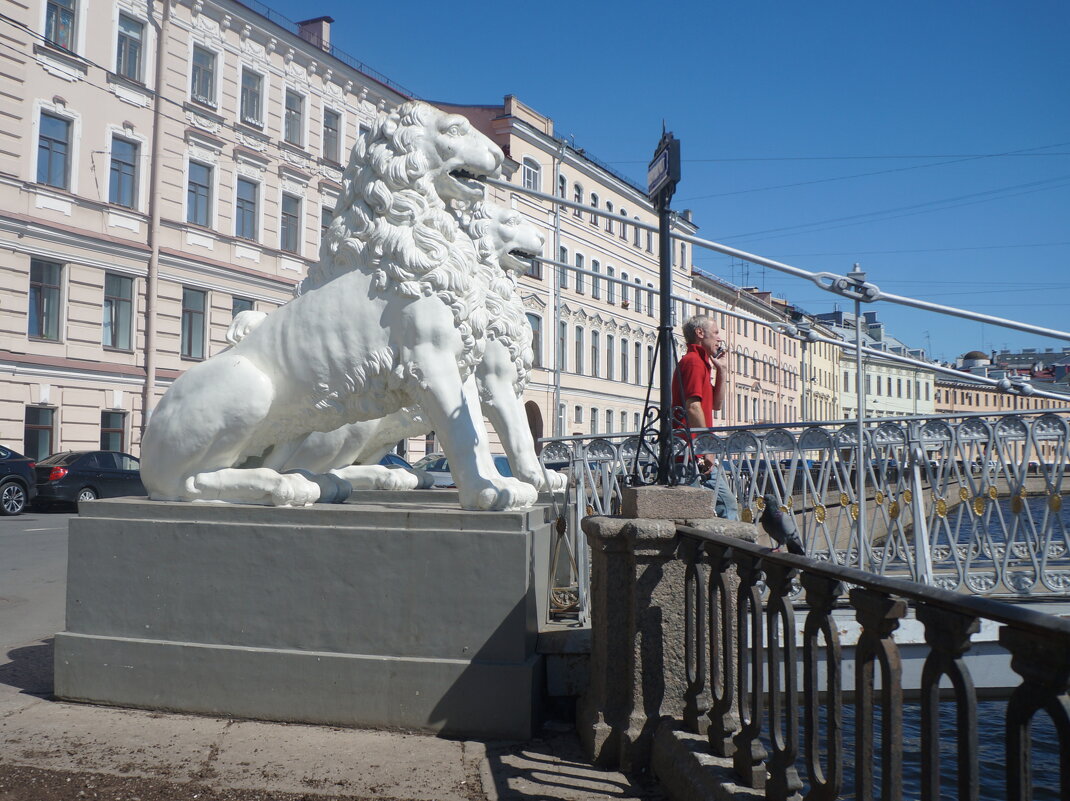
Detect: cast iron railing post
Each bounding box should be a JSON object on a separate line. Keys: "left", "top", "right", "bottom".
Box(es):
{"left": 681, "top": 536, "right": 710, "bottom": 734}
{"left": 801, "top": 571, "right": 844, "bottom": 801}
{"left": 733, "top": 552, "right": 768, "bottom": 788}
{"left": 851, "top": 588, "right": 906, "bottom": 801}
{"left": 706, "top": 541, "right": 738, "bottom": 756}
{"left": 915, "top": 603, "right": 980, "bottom": 801}
{"left": 764, "top": 561, "right": 803, "bottom": 800}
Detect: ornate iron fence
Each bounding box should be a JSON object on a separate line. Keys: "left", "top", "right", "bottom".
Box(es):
{"left": 541, "top": 408, "right": 1070, "bottom": 621}
{"left": 668, "top": 522, "right": 1070, "bottom": 800}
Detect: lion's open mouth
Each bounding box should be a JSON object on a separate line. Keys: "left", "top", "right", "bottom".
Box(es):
{"left": 448, "top": 168, "right": 489, "bottom": 197}
{"left": 503, "top": 248, "right": 538, "bottom": 273}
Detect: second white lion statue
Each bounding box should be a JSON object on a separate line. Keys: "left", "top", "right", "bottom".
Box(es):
{"left": 140, "top": 102, "right": 540, "bottom": 511}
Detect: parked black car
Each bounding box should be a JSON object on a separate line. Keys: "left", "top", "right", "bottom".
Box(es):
{"left": 34, "top": 450, "right": 145, "bottom": 507}
{"left": 0, "top": 445, "right": 37, "bottom": 515}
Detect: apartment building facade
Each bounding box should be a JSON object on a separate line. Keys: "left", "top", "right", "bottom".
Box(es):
{"left": 1, "top": 0, "right": 408, "bottom": 459}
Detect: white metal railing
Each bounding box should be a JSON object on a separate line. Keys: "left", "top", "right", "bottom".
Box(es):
{"left": 541, "top": 409, "right": 1070, "bottom": 617}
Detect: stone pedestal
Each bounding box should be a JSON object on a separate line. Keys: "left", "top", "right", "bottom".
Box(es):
{"left": 576, "top": 486, "right": 756, "bottom": 772}
{"left": 54, "top": 492, "right": 553, "bottom": 739}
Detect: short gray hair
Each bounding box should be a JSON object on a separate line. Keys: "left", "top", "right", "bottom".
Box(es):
{"left": 682, "top": 314, "right": 713, "bottom": 345}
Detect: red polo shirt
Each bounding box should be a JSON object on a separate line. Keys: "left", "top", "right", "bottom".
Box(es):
{"left": 672, "top": 343, "right": 714, "bottom": 428}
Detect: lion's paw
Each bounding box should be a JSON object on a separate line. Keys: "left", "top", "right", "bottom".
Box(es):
{"left": 411, "top": 468, "right": 436, "bottom": 489}
{"left": 461, "top": 477, "right": 538, "bottom": 511}
{"left": 275, "top": 472, "right": 321, "bottom": 506}
{"left": 543, "top": 470, "right": 569, "bottom": 492}
{"left": 379, "top": 468, "right": 420, "bottom": 491}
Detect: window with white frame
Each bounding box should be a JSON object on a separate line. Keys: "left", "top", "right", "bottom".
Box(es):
{"left": 604, "top": 201, "right": 614, "bottom": 233}
{"left": 232, "top": 296, "right": 254, "bottom": 317}
{"left": 620, "top": 410, "right": 627, "bottom": 432}
{"left": 621, "top": 272, "right": 629, "bottom": 306}
{"left": 574, "top": 253, "right": 584, "bottom": 294}
{"left": 572, "top": 183, "right": 583, "bottom": 216}
{"left": 589, "top": 193, "right": 599, "bottom": 225}
{"left": 186, "top": 161, "right": 212, "bottom": 226}
{"left": 280, "top": 192, "right": 301, "bottom": 254}
{"left": 235, "top": 177, "right": 258, "bottom": 240}
{"left": 620, "top": 338, "right": 629, "bottom": 382}
{"left": 558, "top": 321, "right": 567, "bottom": 371}
{"left": 633, "top": 217, "right": 642, "bottom": 247}
{"left": 633, "top": 279, "right": 642, "bottom": 314}
{"left": 102, "top": 272, "right": 132, "bottom": 350}
{"left": 522, "top": 158, "right": 540, "bottom": 192}
{"left": 574, "top": 405, "right": 583, "bottom": 425}
{"left": 284, "top": 89, "right": 304, "bottom": 146}
{"left": 115, "top": 13, "right": 143, "bottom": 80}
{"left": 24, "top": 407, "right": 55, "bottom": 462}
{"left": 526, "top": 313, "right": 542, "bottom": 368}
{"left": 575, "top": 326, "right": 584, "bottom": 374}
{"left": 37, "top": 112, "right": 71, "bottom": 189}
{"left": 240, "top": 68, "right": 263, "bottom": 126}
{"left": 557, "top": 174, "right": 566, "bottom": 198}
{"left": 605, "top": 409, "right": 613, "bottom": 433}
{"left": 559, "top": 246, "right": 568, "bottom": 289}
{"left": 606, "top": 334, "right": 615, "bottom": 380}
{"left": 634, "top": 342, "right": 642, "bottom": 384}
{"left": 28, "top": 258, "right": 63, "bottom": 341}
{"left": 591, "top": 330, "right": 600, "bottom": 375}
{"left": 320, "top": 204, "right": 333, "bottom": 240}
{"left": 591, "top": 408, "right": 598, "bottom": 435}
{"left": 323, "top": 108, "right": 341, "bottom": 162}
{"left": 180, "top": 287, "right": 206, "bottom": 360}
{"left": 607, "top": 266, "right": 616, "bottom": 303}
{"left": 591, "top": 260, "right": 600, "bottom": 299}
{"left": 45, "top": 0, "right": 75, "bottom": 50}
{"left": 646, "top": 230, "right": 653, "bottom": 252}
{"left": 100, "top": 411, "right": 125, "bottom": 452}
{"left": 108, "top": 136, "right": 138, "bottom": 208}
{"left": 619, "top": 209, "right": 628, "bottom": 240}
{"left": 647, "top": 284, "right": 655, "bottom": 317}
{"left": 190, "top": 45, "right": 216, "bottom": 106}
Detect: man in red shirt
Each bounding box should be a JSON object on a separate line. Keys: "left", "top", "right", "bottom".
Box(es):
{"left": 672, "top": 314, "right": 737, "bottom": 519}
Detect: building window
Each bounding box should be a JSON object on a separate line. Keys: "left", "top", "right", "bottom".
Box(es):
{"left": 574, "top": 253, "right": 584, "bottom": 294}
{"left": 605, "top": 409, "right": 613, "bottom": 433}
{"left": 620, "top": 338, "right": 629, "bottom": 383}
{"left": 181, "top": 288, "right": 206, "bottom": 360}
{"left": 321, "top": 204, "right": 333, "bottom": 240}
{"left": 37, "top": 112, "right": 71, "bottom": 189}
{"left": 619, "top": 209, "right": 628, "bottom": 240}
{"left": 284, "top": 89, "right": 304, "bottom": 146}
{"left": 323, "top": 109, "right": 341, "bottom": 163}
{"left": 591, "top": 408, "right": 599, "bottom": 435}
{"left": 575, "top": 326, "right": 585, "bottom": 374}
{"left": 574, "top": 405, "right": 583, "bottom": 425}
{"left": 102, "top": 272, "right": 132, "bottom": 350}
{"left": 280, "top": 192, "right": 301, "bottom": 253}
{"left": 680, "top": 242, "right": 687, "bottom": 268}
{"left": 572, "top": 183, "right": 583, "bottom": 216}
{"left": 634, "top": 342, "right": 642, "bottom": 385}
{"left": 633, "top": 217, "right": 642, "bottom": 247}
{"left": 647, "top": 230, "right": 654, "bottom": 252}
{"left": 558, "top": 321, "right": 567, "bottom": 371}
{"left": 115, "top": 14, "right": 143, "bottom": 80}
{"left": 620, "top": 411, "right": 627, "bottom": 432}
{"left": 522, "top": 158, "right": 540, "bottom": 192}
{"left": 558, "top": 246, "right": 568, "bottom": 289}
{"left": 621, "top": 272, "right": 629, "bottom": 307}
{"left": 232, "top": 296, "right": 254, "bottom": 317}
{"left": 187, "top": 161, "right": 211, "bottom": 226}
{"left": 606, "top": 334, "right": 615, "bottom": 380}
{"left": 557, "top": 174, "right": 566, "bottom": 199}
{"left": 607, "top": 266, "right": 616, "bottom": 303}
{"left": 235, "top": 177, "right": 258, "bottom": 240}
{"left": 109, "top": 136, "right": 138, "bottom": 208}
{"left": 648, "top": 345, "right": 655, "bottom": 384}
{"left": 526, "top": 313, "right": 542, "bottom": 368}
{"left": 100, "top": 411, "right": 125, "bottom": 452}
{"left": 29, "top": 258, "right": 62, "bottom": 341}
{"left": 605, "top": 201, "right": 614, "bottom": 233}
{"left": 647, "top": 284, "right": 655, "bottom": 317}
{"left": 45, "top": 0, "right": 75, "bottom": 50}
{"left": 526, "top": 252, "right": 542, "bottom": 280}
{"left": 591, "top": 260, "right": 601, "bottom": 300}
{"left": 191, "top": 45, "right": 216, "bottom": 106}
{"left": 591, "top": 330, "right": 600, "bottom": 375}
{"left": 633, "top": 279, "right": 642, "bottom": 314}
{"left": 24, "top": 407, "right": 55, "bottom": 462}
{"left": 589, "top": 193, "right": 599, "bottom": 225}
{"left": 240, "top": 68, "right": 263, "bottom": 125}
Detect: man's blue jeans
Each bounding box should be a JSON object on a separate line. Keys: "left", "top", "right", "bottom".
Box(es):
{"left": 701, "top": 473, "right": 740, "bottom": 521}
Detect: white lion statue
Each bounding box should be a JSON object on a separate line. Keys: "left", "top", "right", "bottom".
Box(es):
{"left": 140, "top": 102, "right": 539, "bottom": 511}
{"left": 226, "top": 201, "right": 567, "bottom": 494}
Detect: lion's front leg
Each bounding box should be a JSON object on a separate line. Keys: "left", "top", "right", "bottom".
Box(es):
{"left": 411, "top": 353, "right": 537, "bottom": 511}
{"left": 478, "top": 344, "right": 566, "bottom": 493}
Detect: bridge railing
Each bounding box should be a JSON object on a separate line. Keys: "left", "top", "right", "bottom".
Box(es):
{"left": 540, "top": 408, "right": 1070, "bottom": 620}
{"left": 577, "top": 510, "right": 1070, "bottom": 799}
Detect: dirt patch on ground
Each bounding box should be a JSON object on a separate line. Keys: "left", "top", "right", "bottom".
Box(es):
{"left": 0, "top": 765, "right": 398, "bottom": 801}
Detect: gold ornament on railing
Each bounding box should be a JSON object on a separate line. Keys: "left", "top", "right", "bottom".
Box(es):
{"left": 875, "top": 491, "right": 885, "bottom": 506}
{"left": 889, "top": 500, "right": 900, "bottom": 520}
{"left": 1050, "top": 493, "right": 1063, "bottom": 513}
{"left": 741, "top": 507, "right": 754, "bottom": 523}
{"left": 972, "top": 497, "right": 985, "bottom": 517}
{"left": 850, "top": 503, "right": 859, "bottom": 521}
{"left": 904, "top": 488, "right": 913, "bottom": 503}
{"left": 814, "top": 505, "right": 826, "bottom": 523}
{"left": 936, "top": 497, "right": 948, "bottom": 518}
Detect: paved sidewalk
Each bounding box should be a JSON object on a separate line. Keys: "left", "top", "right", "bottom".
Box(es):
{"left": 0, "top": 637, "right": 664, "bottom": 801}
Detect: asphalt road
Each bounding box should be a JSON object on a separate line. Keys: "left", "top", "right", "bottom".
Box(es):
{"left": 0, "top": 509, "right": 72, "bottom": 654}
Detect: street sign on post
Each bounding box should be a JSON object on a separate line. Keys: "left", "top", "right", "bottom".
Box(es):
{"left": 648, "top": 130, "right": 680, "bottom": 209}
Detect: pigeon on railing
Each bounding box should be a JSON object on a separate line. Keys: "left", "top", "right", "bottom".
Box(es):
{"left": 759, "top": 494, "right": 805, "bottom": 555}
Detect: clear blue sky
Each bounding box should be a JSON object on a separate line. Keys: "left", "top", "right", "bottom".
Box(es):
{"left": 267, "top": 0, "right": 1069, "bottom": 363}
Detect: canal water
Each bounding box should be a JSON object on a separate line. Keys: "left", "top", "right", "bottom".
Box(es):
{"left": 830, "top": 699, "right": 1062, "bottom": 799}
